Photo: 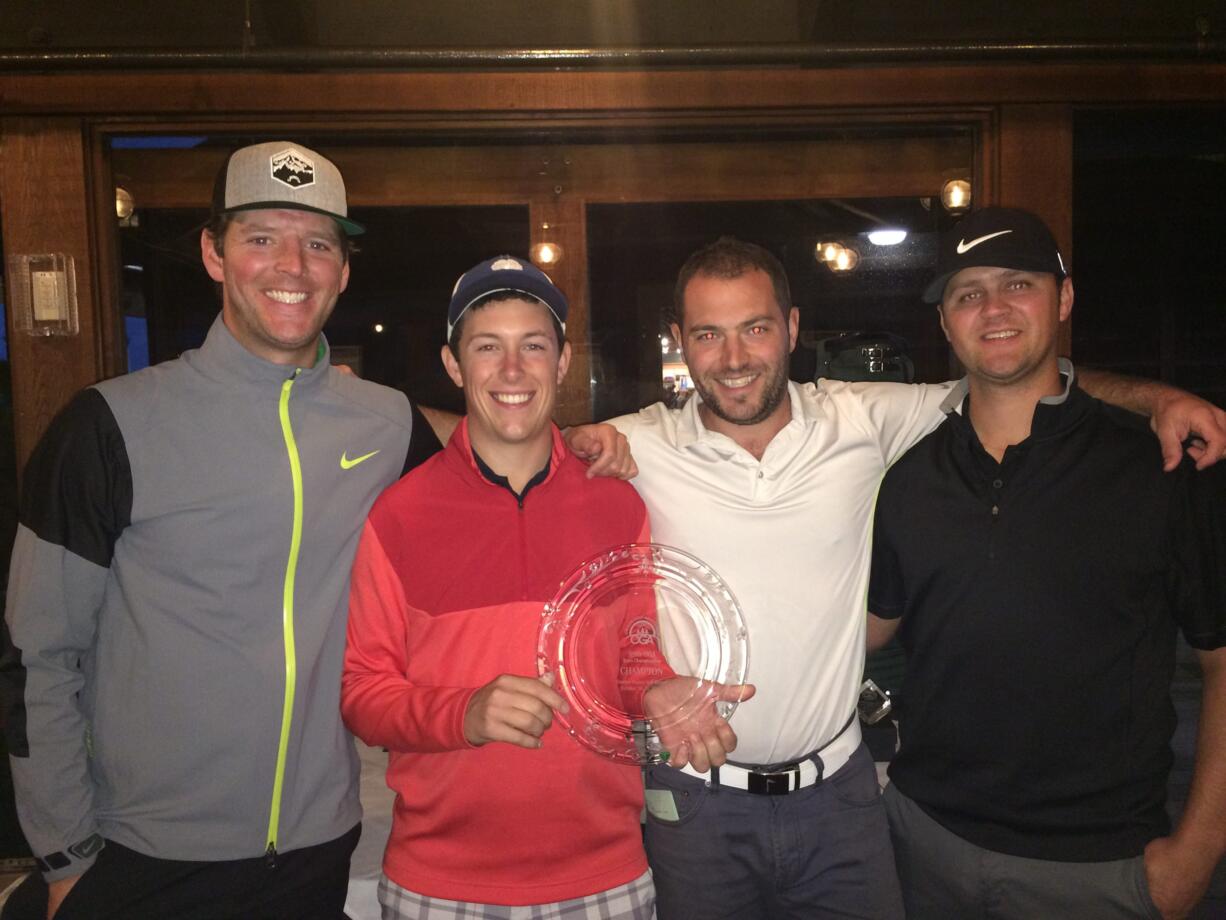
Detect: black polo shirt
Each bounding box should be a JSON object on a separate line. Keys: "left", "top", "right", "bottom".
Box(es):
{"left": 869, "top": 365, "right": 1226, "bottom": 862}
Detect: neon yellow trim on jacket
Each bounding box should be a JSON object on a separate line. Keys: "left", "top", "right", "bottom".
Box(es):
{"left": 267, "top": 371, "right": 304, "bottom": 858}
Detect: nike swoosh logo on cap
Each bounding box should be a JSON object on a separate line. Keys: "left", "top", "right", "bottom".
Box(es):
{"left": 340, "top": 449, "right": 380, "bottom": 470}
{"left": 956, "top": 230, "right": 1013, "bottom": 254}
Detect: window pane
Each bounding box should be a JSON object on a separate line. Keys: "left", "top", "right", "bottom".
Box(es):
{"left": 121, "top": 204, "right": 528, "bottom": 414}
{"left": 112, "top": 125, "right": 974, "bottom": 421}
{"left": 588, "top": 198, "right": 957, "bottom": 420}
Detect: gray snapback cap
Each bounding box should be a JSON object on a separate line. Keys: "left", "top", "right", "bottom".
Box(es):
{"left": 211, "top": 141, "right": 364, "bottom": 236}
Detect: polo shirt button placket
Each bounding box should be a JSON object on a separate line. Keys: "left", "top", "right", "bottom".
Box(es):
{"left": 988, "top": 477, "right": 1003, "bottom": 560}
{"left": 750, "top": 466, "right": 765, "bottom": 497}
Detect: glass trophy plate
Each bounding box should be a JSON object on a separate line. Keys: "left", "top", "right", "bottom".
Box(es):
{"left": 538, "top": 543, "right": 749, "bottom": 765}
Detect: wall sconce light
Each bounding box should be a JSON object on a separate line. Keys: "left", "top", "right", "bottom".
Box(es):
{"left": 815, "top": 241, "right": 844, "bottom": 264}
{"left": 115, "top": 186, "right": 135, "bottom": 220}
{"left": 941, "top": 179, "right": 972, "bottom": 214}
{"left": 829, "top": 247, "right": 860, "bottom": 272}
{"left": 531, "top": 242, "right": 562, "bottom": 266}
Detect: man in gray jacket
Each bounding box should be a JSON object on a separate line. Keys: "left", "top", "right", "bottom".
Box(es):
{"left": 0, "top": 142, "right": 444, "bottom": 919}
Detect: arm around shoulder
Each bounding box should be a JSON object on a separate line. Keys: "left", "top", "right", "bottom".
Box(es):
{"left": 563, "top": 414, "right": 638, "bottom": 480}
{"left": 1079, "top": 368, "right": 1226, "bottom": 471}
{"left": 848, "top": 380, "right": 953, "bottom": 465}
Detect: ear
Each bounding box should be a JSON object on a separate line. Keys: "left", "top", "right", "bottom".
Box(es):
{"left": 201, "top": 229, "right": 225, "bottom": 283}
{"left": 556, "top": 341, "right": 572, "bottom": 386}
{"left": 669, "top": 322, "right": 683, "bottom": 356}
{"left": 338, "top": 258, "right": 350, "bottom": 295}
{"left": 1057, "top": 277, "right": 1074, "bottom": 323}
{"left": 937, "top": 305, "right": 951, "bottom": 343}
{"left": 786, "top": 306, "right": 799, "bottom": 353}
{"left": 441, "top": 345, "right": 464, "bottom": 390}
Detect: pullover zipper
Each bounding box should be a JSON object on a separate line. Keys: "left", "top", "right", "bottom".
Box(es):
{"left": 518, "top": 499, "right": 528, "bottom": 600}
{"left": 267, "top": 370, "right": 305, "bottom": 866}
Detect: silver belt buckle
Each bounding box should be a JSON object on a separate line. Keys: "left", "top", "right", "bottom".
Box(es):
{"left": 746, "top": 763, "right": 802, "bottom": 795}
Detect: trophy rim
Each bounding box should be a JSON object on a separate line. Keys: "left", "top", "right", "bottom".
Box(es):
{"left": 538, "top": 542, "right": 749, "bottom": 765}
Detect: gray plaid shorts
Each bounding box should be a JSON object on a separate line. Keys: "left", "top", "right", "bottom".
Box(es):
{"left": 377, "top": 869, "right": 656, "bottom": 920}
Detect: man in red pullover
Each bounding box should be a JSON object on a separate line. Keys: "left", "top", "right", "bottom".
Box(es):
{"left": 342, "top": 256, "right": 659, "bottom": 919}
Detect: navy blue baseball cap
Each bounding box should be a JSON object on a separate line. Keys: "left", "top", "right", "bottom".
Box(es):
{"left": 447, "top": 256, "right": 569, "bottom": 339}
{"left": 923, "top": 207, "right": 1066, "bottom": 303}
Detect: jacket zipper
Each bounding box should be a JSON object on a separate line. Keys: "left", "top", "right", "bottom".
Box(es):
{"left": 266, "top": 370, "right": 305, "bottom": 866}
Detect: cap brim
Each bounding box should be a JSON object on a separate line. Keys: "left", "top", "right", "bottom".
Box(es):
{"left": 217, "top": 200, "right": 364, "bottom": 236}
{"left": 922, "top": 273, "right": 953, "bottom": 304}
{"left": 923, "top": 256, "right": 1065, "bottom": 305}
{"left": 447, "top": 288, "right": 567, "bottom": 340}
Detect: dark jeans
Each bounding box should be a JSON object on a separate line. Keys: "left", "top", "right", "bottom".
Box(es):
{"left": 1, "top": 824, "right": 360, "bottom": 920}
{"left": 643, "top": 742, "right": 904, "bottom": 920}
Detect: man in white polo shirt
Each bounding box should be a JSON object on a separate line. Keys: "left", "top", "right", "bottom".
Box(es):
{"left": 596, "top": 236, "right": 1226, "bottom": 920}
{"left": 607, "top": 237, "right": 938, "bottom": 918}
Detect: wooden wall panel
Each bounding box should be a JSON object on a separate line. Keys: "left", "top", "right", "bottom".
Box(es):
{"left": 994, "top": 104, "right": 1074, "bottom": 353}
{"left": 530, "top": 199, "right": 590, "bottom": 426}
{"left": 1, "top": 63, "right": 1225, "bottom": 116}
{"left": 0, "top": 117, "right": 104, "bottom": 479}
{"left": 114, "top": 135, "right": 973, "bottom": 210}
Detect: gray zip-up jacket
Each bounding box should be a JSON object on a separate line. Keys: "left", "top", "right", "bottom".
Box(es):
{"left": 2, "top": 317, "right": 438, "bottom": 880}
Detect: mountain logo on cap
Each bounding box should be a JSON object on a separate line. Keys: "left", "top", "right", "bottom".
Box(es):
{"left": 490, "top": 257, "right": 524, "bottom": 272}
{"left": 269, "top": 148, "right": 315, "bottom": 190}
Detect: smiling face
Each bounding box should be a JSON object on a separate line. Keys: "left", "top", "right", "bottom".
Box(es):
{"left": 441, "top": 296, "right": 571, "bottom": 464}
{"left": 202, "top": 208, "right": 349, "bottom": 367}
{"left": 674, "top": 268, "right": 798, "bottom": 447}
{"left": 938, "top": 266, "right": 1073, "bottom": 389}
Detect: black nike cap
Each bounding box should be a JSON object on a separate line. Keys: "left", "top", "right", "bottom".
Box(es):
{"left": 923, "top": 206, "right": 1066, "bottom": 304}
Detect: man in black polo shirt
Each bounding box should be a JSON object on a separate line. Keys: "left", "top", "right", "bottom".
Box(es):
{"left": 868, "top": 207, "right": 1226, "bottom": 920}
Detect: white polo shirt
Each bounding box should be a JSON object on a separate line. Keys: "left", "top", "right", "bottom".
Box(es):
{"left": 612, "top": 379, "right": 950, "bottom": 766}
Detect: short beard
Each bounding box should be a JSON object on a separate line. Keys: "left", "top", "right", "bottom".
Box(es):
{"left": 694, "top": 361, "right": 790, "bottom": 427}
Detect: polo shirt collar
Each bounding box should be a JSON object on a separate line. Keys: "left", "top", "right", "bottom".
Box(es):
{"left": 473, "top": 448, "right": 551, "bottom": 501}
{"left": 944, "top": 358, "right": 1093, "bottom": 450}
{"left": 195, "top": 313, "right": 332, "bottom": 391}
{"left": 452, "top": 416, "right": 566, "bottom": 499}
{"left": 674, "top": 381, "right": 808, "bottom": 460}
{"left": 940, "top": 357, "right": 1077, "bottom": 416}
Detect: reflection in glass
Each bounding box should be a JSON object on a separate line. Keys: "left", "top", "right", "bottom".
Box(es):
{"left": 119, "top": 205, "right": 528, "bottom": 412}
{"left": 588, "top": 199, "right": 958, "bottom": 421}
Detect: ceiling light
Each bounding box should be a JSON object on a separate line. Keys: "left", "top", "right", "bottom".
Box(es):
{"left": 867, "top": 229, "right": 907, "bottom": 246}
